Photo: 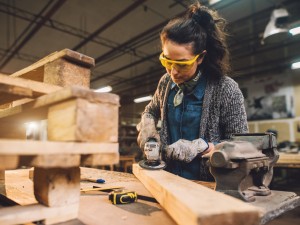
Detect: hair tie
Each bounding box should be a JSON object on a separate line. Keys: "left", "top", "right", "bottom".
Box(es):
{"left": 192, "top": 12, "right": 214, "bottom": 31}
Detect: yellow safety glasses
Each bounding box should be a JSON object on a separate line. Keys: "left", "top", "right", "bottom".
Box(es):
{"left": 159, "top": 53, "right": 201, "bottom": 72}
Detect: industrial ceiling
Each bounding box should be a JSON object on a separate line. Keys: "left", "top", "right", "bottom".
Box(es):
{"left": 0, "top": 0, "right": 299, "bottom": 106}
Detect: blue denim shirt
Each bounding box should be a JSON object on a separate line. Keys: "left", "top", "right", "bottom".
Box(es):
{"left": 166, "top": 74, "right": 207, "bottom": 180}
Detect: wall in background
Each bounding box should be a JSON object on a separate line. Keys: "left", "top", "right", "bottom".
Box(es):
{"left": 237, "top": 69, "right": 300, "bottom": 142}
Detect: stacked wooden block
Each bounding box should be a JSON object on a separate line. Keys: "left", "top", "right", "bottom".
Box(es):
{"left": 0, "top": 49, "right": 119, "bottom": 224}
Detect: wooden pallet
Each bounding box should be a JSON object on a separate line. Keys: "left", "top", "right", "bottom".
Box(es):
{"left": 10, "top": 48, "right": 94, "bottom": 87}
{"left": 0, "top": 49, "right": 120, "bottom": 225}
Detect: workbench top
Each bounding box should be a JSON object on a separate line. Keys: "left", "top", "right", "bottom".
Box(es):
{"left": 1, "top": 167, "right": 299, "bottom": 225}
{"left": 1, "top": 168, "right": 176, "bottom": 225}
{"left": 79, "top": 167, "right": 175, "bottom": 225}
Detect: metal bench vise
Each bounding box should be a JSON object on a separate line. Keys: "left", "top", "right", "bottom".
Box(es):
{"left": 207, "top": 133, "right": 279, "bottom": 202}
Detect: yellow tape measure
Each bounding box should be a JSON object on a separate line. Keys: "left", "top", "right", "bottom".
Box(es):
{"left": 108, "top": 190, "right": 137, "bottom": 204}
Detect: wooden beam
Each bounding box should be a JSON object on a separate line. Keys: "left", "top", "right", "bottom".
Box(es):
{"left": 81, "top": 153, "right": 119, "bottom": 167}
{"left": 0, "top": 168, "right": 79, "bottom": 224}
{"left": 0, "top": 103, "right": 12, "bottom": 109}
{"left": 0, "top": 139, "right": 118, "bottom": 155}
{"left": 47, "top": 98, "right": 119, "bottom": 142}
{"left": 133, "top": 164, "right": 260, "bottom": 225}
{"left": 0, "top": 155, "right": 19, "bottom": 170}
{"left": 34, "top": 167, "right": 80, "bottom": 207}
{"left": 20, "top": 155, "right": 81, "bottom": 168}
{"left": 0, "top": 86, "right": 119, "bottom": 122}
{"left": 0, "top": 203, "right": 78, "bottom": 225}
{"left": 0, "top": 140, "right": 119, "bottom": 169}
{"left": 10, "top": 49, "right": 95, "bottom": 88}
{"left": 0, "top": 87, "right": 119, "bottom": 142}
{"left": 0, "top": 74, "right": 62, "bottom": 98}
{"left": 0, "top": 154, "right": 119, "bottom": 169}
{"left": 0, "top": 83, "right": 32, "bottom": 105}
{"left": 0, "top": 170, "right": 4, "bottom": 184}
{"left": 0, "top": 169, "right": 36, "bottom": 206}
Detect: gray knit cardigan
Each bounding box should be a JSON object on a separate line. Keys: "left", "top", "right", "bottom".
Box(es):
{"left": 143, "top": 73, "right": 249, "bottom": 151}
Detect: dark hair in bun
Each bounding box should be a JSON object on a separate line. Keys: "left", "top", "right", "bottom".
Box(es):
{"left": 160, "top": 1, "right": 230, "bottom": 80}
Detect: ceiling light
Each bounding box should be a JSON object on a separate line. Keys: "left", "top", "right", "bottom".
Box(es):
{"left": 291, "top": 61, "right": 300, "bottom": 70}
{"left": 208, "top": 0, "right": 222, "bottom": 5}
{"left": 289, "top": 26, "right": 300, "bottom": 36}
{"left": 262, "top": 8, "right": 290, "bottom": 44}
{"left": 94, "top": 86, "right": 112, "bottom": 93}
{"left": 134, "top": 95, "right": 152, "bottom": 103}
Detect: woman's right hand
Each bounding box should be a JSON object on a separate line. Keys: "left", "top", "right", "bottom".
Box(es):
{"left": 136, "top": 114, "right": 160, "bottom": 151}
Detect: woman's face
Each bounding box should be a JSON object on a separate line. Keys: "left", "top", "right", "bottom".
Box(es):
{"left": 162, "top": 39, "right": 204, "bottom": 84}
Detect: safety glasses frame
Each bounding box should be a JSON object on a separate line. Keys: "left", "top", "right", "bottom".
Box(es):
{"left": 159, "top": 53, "right": 201, "bottom": 72}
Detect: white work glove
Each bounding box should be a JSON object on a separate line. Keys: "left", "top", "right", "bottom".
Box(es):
{"left": 165, "top": 138, "right": 209, "bottom": 163}
{"left": 136, "top": 113, "right": 160, "bottom": 150}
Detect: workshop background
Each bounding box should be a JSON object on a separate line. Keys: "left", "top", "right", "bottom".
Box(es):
{"left": 0, "top": 0, "right": 299, "bottom": 224}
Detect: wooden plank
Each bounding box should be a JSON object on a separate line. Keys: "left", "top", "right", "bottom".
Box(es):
{"left": 0, "top": 139, "right": 118, "bottom": 155}
{"left": 0, "top": 154, "right": 118, "bottom": 169}
{"left": 81, "top": 153, "right": 119, "bottom": 167}
{"left": 0, "top": 86, "right": 119, "bottom": 122}
{"left": 10, "top": 49, "right": 95, "bottom": 76}
{"left": 10, "top": 49, "right": 95, "bottom": 88}
{"left": 132, "top": 164, "right": 260, "bottom": 225}
{"left": 0, "top": 86, "right": 119, "bottom": 143}
{"left": 0, "top": 169, "right": 37, "bottom": 206}
{"left": 0, "top": 83, "right": 32, "bottom": 105}
{"left": 0, "top": 140, "right": 119, "bottom": 169}
{"left": 21, "top": 155, "right": 81, "bottom": 168}
{"left": 0, "top": 155, "right": 70, "bottom": 170}
{"left": 0, "top": 155, "right": 19, "bottom": 170}
{"left": 0, "top": 203, "right": 78, "bottom": 225}
{"left": 0, "top": 170, "right": 4, "bottom": 184}
{"left": 0, "top": 103, "right": 12, "bottom": 109}
{"left": 0, "top": 74, "right": 62, "bottom": 98}
{"left": 48, "top": 98, "right": 119, "bottom": 142}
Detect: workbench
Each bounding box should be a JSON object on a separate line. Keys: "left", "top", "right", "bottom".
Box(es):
{"left": 0, "top": 168, "right": 175, "bottom": 225}
{"left": 1, "top": 167, "right": 299, "bottom": 225}
{"left": 276, "top": 152, "right": 300, "bottom": 168}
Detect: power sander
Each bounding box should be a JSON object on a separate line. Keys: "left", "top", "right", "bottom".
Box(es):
{"left": 138, "top": 138, "right": 166, "bottom": 170}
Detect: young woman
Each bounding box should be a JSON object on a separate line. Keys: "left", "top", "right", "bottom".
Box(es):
{"left": 137, "top": 1, "right": 248, "bottom": 181}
